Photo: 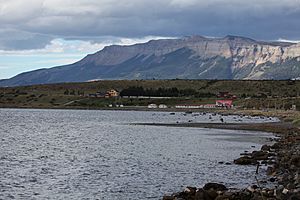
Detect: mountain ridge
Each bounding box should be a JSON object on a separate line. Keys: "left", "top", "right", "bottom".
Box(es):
{"left": 1, "top": 35, "right": 300, "bottom": 87}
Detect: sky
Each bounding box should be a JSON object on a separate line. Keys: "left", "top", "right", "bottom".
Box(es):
{"left": 1, "top": 0, "right": 300, "bottom": 79}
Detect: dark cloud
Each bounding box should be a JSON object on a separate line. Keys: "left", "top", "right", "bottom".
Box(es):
{"left": 0, "top": 29, "right": 53, "bottom": 50}
{"left": 0, "top": 0, "right": 300, "bottom": 50}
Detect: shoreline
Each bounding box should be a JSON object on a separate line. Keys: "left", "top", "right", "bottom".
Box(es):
{"left": 1, "top": 106, "right": 298, "bottom": 122}
{"left": 127, "top": 113, "right": 300, "bottom": 199}
{"left": 132, "top": 122, "right": 294, "bottom": 134}
{"left": 159, "top": 121, "right": 300, "bottom": 199}
{"left": 3, "top": 106, "right": 291, "bottom": 132}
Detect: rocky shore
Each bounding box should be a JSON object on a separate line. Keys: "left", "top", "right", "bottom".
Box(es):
{"left": 162, "top": 122, "right": 300, "bottom": 200}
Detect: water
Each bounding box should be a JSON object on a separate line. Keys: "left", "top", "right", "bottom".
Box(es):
{"left": 0, "top": 109, "right": 276, "bottom": 200}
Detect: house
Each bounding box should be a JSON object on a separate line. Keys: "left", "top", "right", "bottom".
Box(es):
{"left": 105, "top": 89, "right": 119, "bottom": 98}
{"left": 159, "top": 104, "right": 168, "bottom": 109}
{"left": 88, "top": 89, "right": 119, "bottom": 98}
{"left": 203, "top": 104, "right": 217, "bottom": 109}
{"left": 216, "top": 100, "right": 233, "bottom": 108}
{"left": 148, "top": 104, "right": 158, "bottom": 108}
{"left": 175, "top": 105, "right": 203, "bottom": 109}
{"left": 175, "top": 104, "right": 216, "bottom": 109}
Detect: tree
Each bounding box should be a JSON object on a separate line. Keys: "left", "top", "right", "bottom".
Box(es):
{"left": 64, "top": 89, "right": 69, "bottom": 95}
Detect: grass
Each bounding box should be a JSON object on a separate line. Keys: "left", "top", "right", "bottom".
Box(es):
{"left": 1, "top": 80, "right": 300, "bottom": 111}
{"left": 1, "top": 79, "right": 300, "bottom": 96}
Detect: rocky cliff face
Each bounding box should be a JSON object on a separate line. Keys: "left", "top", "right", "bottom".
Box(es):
{"left": 83, "top": 35, "right": 300, "bottom": 66}
{"left": 1, "top": 35, "right": 300, "bottom": 86}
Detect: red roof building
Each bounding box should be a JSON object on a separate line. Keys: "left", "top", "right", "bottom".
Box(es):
{"left": 216, "top": 100, "right": 233, "bottom": 108}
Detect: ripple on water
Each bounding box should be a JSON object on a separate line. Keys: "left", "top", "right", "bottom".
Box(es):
{"left": 0, "top": 109, "right": 275, "bottom": 199}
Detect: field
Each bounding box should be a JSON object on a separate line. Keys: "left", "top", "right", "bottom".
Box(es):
{"left": 1, "top": 80, "right": 300, "bottom": 112}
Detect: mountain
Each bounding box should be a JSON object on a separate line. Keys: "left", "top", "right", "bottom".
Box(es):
{"left": 1, "top": 35, "right": 300, "bottom": 87}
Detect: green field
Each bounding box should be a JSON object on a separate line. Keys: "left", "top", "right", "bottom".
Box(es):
{"left": 1, "top": 80, "right": 300, "bottom": 110}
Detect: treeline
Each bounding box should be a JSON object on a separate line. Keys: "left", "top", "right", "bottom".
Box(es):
{"left": 120, "top": 86, "right": 215, "bottom": 97}
{"left": 64, "top": 89, "right": 84, "bottom": 96}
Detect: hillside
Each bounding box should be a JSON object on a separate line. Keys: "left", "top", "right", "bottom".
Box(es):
{"left": 1, "top": 80, "right": 300, "bottom": 111}
{"left": 1, "top": 35, "right": 300, "bottom": 87}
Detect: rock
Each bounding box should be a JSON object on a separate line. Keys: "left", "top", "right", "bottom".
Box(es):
{"left": 240, "top": 153, "right": 251, "bottom": 156}
{"left": 184, "top": 186, "right": 197, "bottom": 195}
{"left": 261, "top": 144, "right": 271, "bottom": 151}
{"left": 266, "top": 189, "right": 275, "bottom": 198}
{"left": 272, "top": 143, "right": 281, "bottom": 149}
{"left": 205, "top": 189, "right": 218, "bottom": 199}
{"left": 162, "top": 196, "right": 175, "bottom": 200}
{"left": 203, "top": 183, "right": 227, "bottom": 191}
{"left": 269, "top": 177, "right": 276, "bottom": 182}
{"left": 282, "top": 188, "right": 289, "bottom": 194}
{"left": 266, "top": 166, "right": 275, "bottom": 175}
{"left": 176, "top": 186, "right": 197, "bottom": 199}
{"left": 247, "top": 185, "right": 257, "bottom": 193}
{"left": 289, "top": 193, "right": 300, "bottom": 200}
{"left": 215, "top": 192, "right": 233, "bottom": 200}
{"left": 287, "top": 183, "right": 296, "bottom": 190}
{"left": 261, "top": 160, "right": 268, "bottom": 165}
{"left": 290, "top": 155, "right": 300, "bottom": 167}
{"left": 194, "top": 188, "right": 205, "bottom": 200}
{"left": 251, "top": 150, "right": 269, "bottom": 160}
{"left": 267, "top": 160, "right": 275, "bottom": 165}
{"left": 252, "top": 193, "right": 262, "bottom": 199}
{"left": 234, "top": 156, "right": 257, "bottom": 165}
{"left": 195, "top": 188, "right": 217, "bottom": 200}
{"left": 268, "top": 152, "right": 276, "bottom": 157}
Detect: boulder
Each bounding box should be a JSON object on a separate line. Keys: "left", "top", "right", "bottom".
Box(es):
{"left": 184, "top": 187, "right": 197, "bottom": 195}
{"left": 162, "top": 196, "right": 175, "bottom": 200}
{"left": 205, "top": 189, "right": 218, "bottom": 199}
{"left": 290, "top": 155, "right": 300, "bottom": 167}
{"left": 203, "top": 183, "right": 227, "bottom": 191}
{"left": 194, "top": 188, "right": 205, "bottom": 200}
{"left": 176, "top": 186, "right": 197, "bottom": 199}
{"left": 234, "top": 156, "right": 257, "bottom": 165}
{"left": 251, "top": 150, "right": 269, "bottom": 160}
{"left": 261, "top": 144, "right": 271, "bottom": 151}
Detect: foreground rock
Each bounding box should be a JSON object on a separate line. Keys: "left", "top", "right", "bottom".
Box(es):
{"left": 164, "top": 184, "right": 300, "bottom": 200}
{"left": 163, "top": 183, "right": 228, "bottom": 200}
{"left": 163, "top": 183, "right": 276, "bottom": 200}
{"left": 233, "top": 156, "right": 258, "bottom": 165}
{"left": 163, "top": 123, "right": 300, "bottom": 200}
{"left": 234, "top": 147, "right": 271, "bottom": 165}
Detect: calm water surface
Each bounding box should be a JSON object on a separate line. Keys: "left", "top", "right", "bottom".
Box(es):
{"left": 0, "top": 109, "right": 276, "bottom": 200}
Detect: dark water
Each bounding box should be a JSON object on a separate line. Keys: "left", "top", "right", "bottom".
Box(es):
{"left": 0, "top": 109, "right": 275, "bottom": 199}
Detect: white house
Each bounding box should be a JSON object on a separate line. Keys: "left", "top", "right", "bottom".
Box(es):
{"left": 148, "top": 104, "right": 158, "bottom": 108}
{"left": 159, "top": 104, "right": 168, "bottom": 109}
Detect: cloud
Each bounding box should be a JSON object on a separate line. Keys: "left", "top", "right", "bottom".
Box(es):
{"left": 277, "top": 38, "right": 300, "bottom": 43}
{"left": 0, "top": 36, "right": 175, "bottom": 56}
{"left": 0, "top": 0, "right": 300, "bottom": 51}
{"left": 0, "top": 35, "right": 176, "bottom": 79}
{"left": 1, "top": 0, "right": 300, "bottom": 79}
{"left": 0, "top": 29, "right": 53, "bottom": 50}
